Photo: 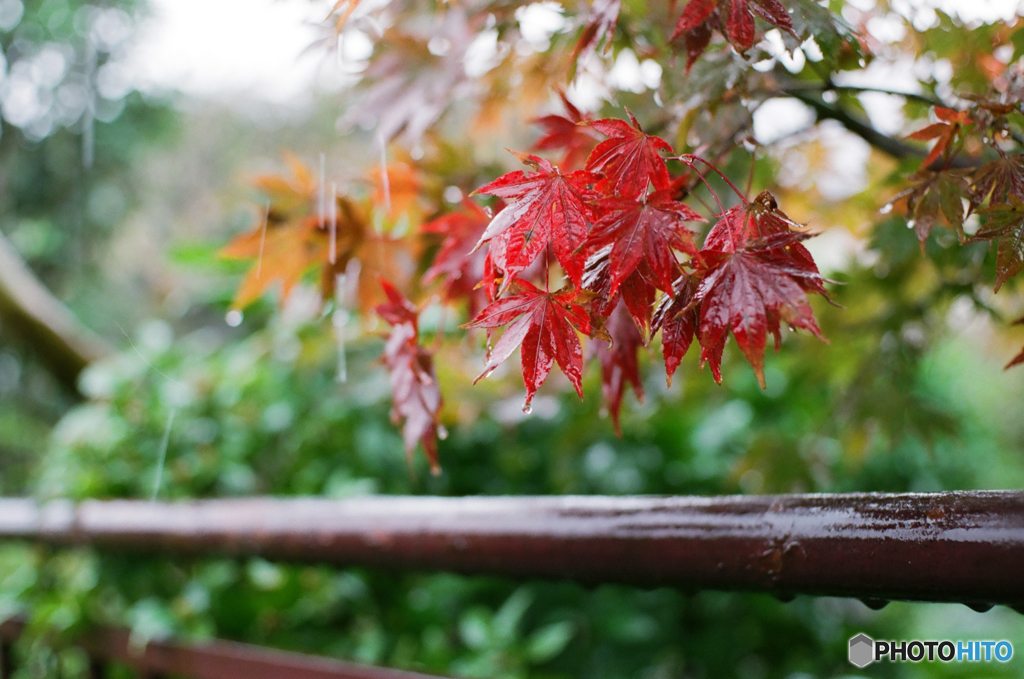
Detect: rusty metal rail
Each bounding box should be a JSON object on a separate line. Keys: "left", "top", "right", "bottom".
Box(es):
{"left": 0, "top": 492, "right": 1022, "bottom": 609}
{"left": 0, "top": 618, "right": 444, "bottom": 679}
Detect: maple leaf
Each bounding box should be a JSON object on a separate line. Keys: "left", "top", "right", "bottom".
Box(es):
{"left": 221, "top": 155, "right": 341, "bottom": 310}
{"left": 888, "top": 171, "right": 970, "bottom": 246}
{"left": 1008, "top": 318, "right": 1024, "bottom": 370}
{"left": 338, "top": 11, "right": 478, "bottom": 145}
{"left": 973, "top": 196, "right": 1024, "bottom": 292}
{"left": 422, "top": 199, "right": 491, "bottom": 315}
{"left": 971, "top": 153, "right": 1024, "bottom": 207}
{"left": 376, "top": 279, "right": 444, "bottom": 474}
{"left": 907, "top": 107, "right": 973, "bottom": 170}
{"left": 1009, "top": 346, "right": 1024, "bottom": 369}
{"left": 586, "top": 189, "right": 702, "bottom": 297}
{"left": 473, "top": 152, "right": 601, "bottom": 287}
{"left": 582, "top": 245, "right": 659, "bottom": 339}
{"left": 466, "top": 280, "right": 591, "bottom": 408}
{"left": 693, "top": 192, "right": 828, "bottom": 387}
{"left": 671, "top": 0, "right": 795, "bottom": 67}
{"left": 221, "top": 213, "right": 326, "bottom": 310}
{"left": 675, "top": 22, "right": 714, "bottom": 72}
{"left": 651, "top": 274, "right": 699, "bottom": 386}
{"left": 572, "top": 0, "right": 621, "bottom": 64}
{"left": 592, "top": 300, "right": 645, "bottom": 435}
{"left": 368, "top": 159, "right": 424, "bottom": 221}
{"left": 223, "top": 155, "right": 416, "bottom": 314}
{"left": 585, "top": 113, "right": 674, "bottom": 200}
{"left": 532, "top": 92, "right": 599, "bottom": 171}
{"left": 340, "top": 234, "right": 419, "bottom": 313}
{"left": 619, "top": 268, "right": 660, "bottom": 338}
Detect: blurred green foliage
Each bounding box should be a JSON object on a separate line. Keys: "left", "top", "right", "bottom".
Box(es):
{"left": 2, "top": 211, "right": 1023, "bottom": 677}
{"left": 0, "top": 0, "right": 176, "bottom": 493}
{"left": 0, "top": 1, "right": 1022, "bottom": 677}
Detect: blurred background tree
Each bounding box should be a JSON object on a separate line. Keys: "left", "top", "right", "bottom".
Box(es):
{"left": 0, "top": 0, "right": 176, "bottom": 493}
{"left": 0, "top": 0, "right": 1023, "bottom": 677}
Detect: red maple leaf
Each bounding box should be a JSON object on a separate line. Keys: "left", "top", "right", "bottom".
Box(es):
{"left": 907, "top": 107, "right": 972, "bottom": 169}
{"left": 586, "top": 189, "right": 702, "bottom": 297}
{"left": 693, "top": 192, "right": 828, "bottom": 387}
{"left": 585, "top": 113, "right": 674, "bottom": 200}
{"left": 651, "top": 274, "right": 699, "bottom": 386}
{"left": 1008, "top": 319, "right": 1024, "bottom": 370}
{"left": 973, "top": 196, "right": 1024, "bottom": 293}
{"left": 592, "top": 300, "right": 645, "bottom": 435}
{"left": 532, "top": 92, "right": 599, "bottom": 171}
{"left": 671, "top": 0, "right": 795, "bottom": 68}
{"left": 582, "top": 245, "right": 659, "bottom": 339}
{"left": 572, "top": 0, "right": 621, "bottom": 65}
{"left": 422, "top": 199, "right": 492, "bottom": 315}
{"left": 376, "top": 279, "right": 444, "bottom": 474}
{"left": 473, "top": 152, "right": 600, "bottom": 287}
{"left": 619, "top": 268, "right": 660, "bottom": 338}
{"left": 972, "top": 153, "right": 1024, "bottom": 207}
{"left": 466, "top": 280, "right": 591, "bottom": 408}
{"left": 889, "top": 171, "right": 971, "bottom": 246}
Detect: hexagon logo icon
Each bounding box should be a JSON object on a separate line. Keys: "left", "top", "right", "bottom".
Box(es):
{"left": 849, "top": 633, "right": 875, "bottom": 668}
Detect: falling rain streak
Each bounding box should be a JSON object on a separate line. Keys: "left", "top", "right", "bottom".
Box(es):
{"left": 151, "top": 409, "right": 177, "bottom": 501}
{"left": 82, "top": 39, "right": 97, "bottom": 170}
{"left": 256, "top": 201, "right": 270, "bottom": 278}
{"left": 319, "top": 153, "right": 327, "bottom": 227}
{"left": 378, "top": 132, "right": 391, "bottom": 213}
{"left": 329, "top": 182, "right": 338, "bottom": 264}
{"left": 334, "top": 260, "right": 360, "bottom": 384}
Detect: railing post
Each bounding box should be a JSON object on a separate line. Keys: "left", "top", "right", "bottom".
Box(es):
{"left": 87, "top": 656, "right": 104, "bottom": 679}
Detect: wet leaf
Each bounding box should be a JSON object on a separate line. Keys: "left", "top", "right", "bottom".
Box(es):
{"left": 466, "top": 280, "right": 591, "bottom": 408}
{"left": 585, "top": 113, "right": 674, "bottom": 200}
{"left": 693, "top": 192, "right": 828, "bottom": 387}
{"left": 585, "top": 189, "right": 702, "bottom": 296}
{"left": 593, "top": 301, "right": 645, "bottom": 434}
{"left": 376, "top": 279, "right": 443, "bottom": 473}
{"left": 474, "top": 153, "right": 601, "bottom": 287}
{"left": 974, "top": 196, "right": 1024, "bottom": 292}
{"left": 652, "top": 274, "right": 699, "bottom": 386}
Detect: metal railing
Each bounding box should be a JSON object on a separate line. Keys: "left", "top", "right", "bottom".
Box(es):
{"left": 0, "top": 618, "right": 443, "bottom": 679}
{"left": 2, "top": 491, "right": 1022, "bottom": 608}
{"left": 1, "top": 490, "right": 1022, "bottom": 676}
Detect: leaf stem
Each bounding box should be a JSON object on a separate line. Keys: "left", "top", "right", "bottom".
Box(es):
{"left": 678, "top": 154, "right": 747, "bottom": 203}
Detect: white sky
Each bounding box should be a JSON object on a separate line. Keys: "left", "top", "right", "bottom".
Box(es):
{"left": 124, "top": 0, "right": 338, "bottom": 106}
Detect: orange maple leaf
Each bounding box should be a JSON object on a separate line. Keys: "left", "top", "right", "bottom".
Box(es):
{"left": 222, "top": 153, "right": 416, "bottom": 312}
{"left": 907, "top": 107, "right": 972, "bottom": 170}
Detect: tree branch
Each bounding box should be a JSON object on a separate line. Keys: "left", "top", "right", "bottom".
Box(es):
{"left": 785, "top": 91, "right": 981, "bottom": 169}
{"left": 780, "top": 84, "right": 944, "bottom": 108}
{"left": 0, "top": 230, "right": 114, "bottom": 392}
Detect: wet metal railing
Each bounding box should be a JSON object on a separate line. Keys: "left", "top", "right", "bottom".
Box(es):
{"left": 0, "top": 491, "right": 1022, "bottom": 610}
{"left": 0, "top": 617, "right": 443, "bottom": 679}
